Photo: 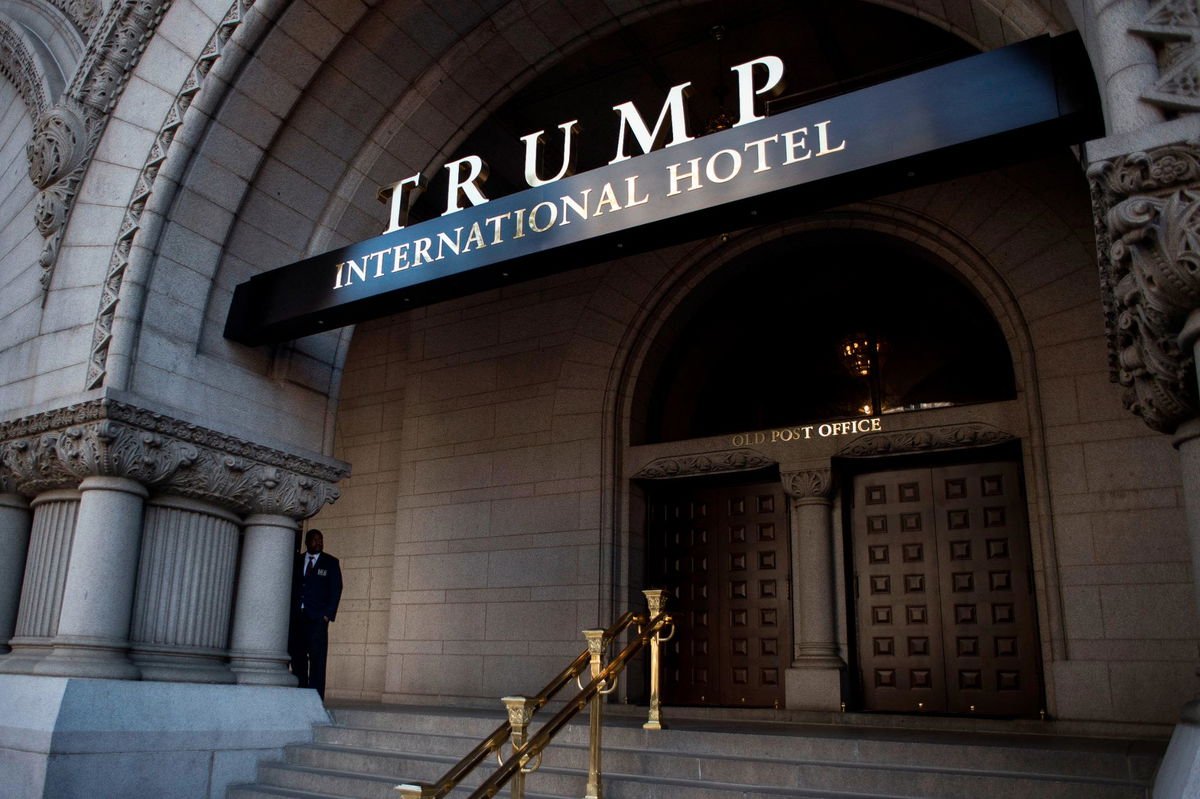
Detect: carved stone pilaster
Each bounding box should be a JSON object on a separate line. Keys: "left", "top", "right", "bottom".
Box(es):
{"left": 1088, "top": 141, "right": 1200, "bottom": 433}
{"left": 632, "top": 449, "right": 774, "bottom": 479}
{"left": 29, "top": 0, "right": 172, "bottom": 291}
{"left": 780, "top": 466, "right": 844, "bottom": 703}
{"left": 782, "top": 468, "right": 833, "bottom": 504}
{"left": 1131, "top": 0, "right": 1200, "bottom": 113}
{"left": 0, "top": 399, "right": 348, "bottom": 520}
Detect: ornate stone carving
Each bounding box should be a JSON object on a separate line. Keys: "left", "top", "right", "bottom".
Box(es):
{"left": 781, "top": 469, "right": 833, "bottom": 501}
{"left": 0, "top": 399, "right": 348, "bottom": 519}
{"left": 835, "top": 423, "right": 1015, "bottom": 457}
{"left": 88, "top": 0, "right": 258, "bottom": 389}
{"left": 1088, "top": 141, "right": 1200, "bottom": 433}
{"left": 632, "top": 449, "right": 775, "bottom": 479}
{"left": 30, "top": 0, "right": 173, "bottom": 292}
{"left": 1131, "top": 0, "right": 1200, "bottom": 113}
{"left": 27, "top": 103, "right": 91, "bottom": 194}
{"left": 0, "top": 21, "right": 51, "bottom": 117}
{"left": 50, "top": 0, "right": 106, "bottom": 39}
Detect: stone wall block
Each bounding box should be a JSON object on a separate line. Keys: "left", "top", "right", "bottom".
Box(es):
{"left": 129, "top": 496, "right": 240, "bottom": 682}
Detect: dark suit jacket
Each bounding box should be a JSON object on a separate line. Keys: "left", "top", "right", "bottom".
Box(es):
{"left": 293, "top": 551, "right": 343, "bottom": 622}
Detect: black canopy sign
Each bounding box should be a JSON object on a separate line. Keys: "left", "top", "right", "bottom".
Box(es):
{"left": 225, "top": 34, "right": 1098, "bottom": 345}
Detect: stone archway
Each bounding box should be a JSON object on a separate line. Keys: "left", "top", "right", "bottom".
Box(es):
{"left": 602, "top": 178, "right": 1094, "bottom": 710}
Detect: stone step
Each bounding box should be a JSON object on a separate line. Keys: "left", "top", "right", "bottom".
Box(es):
{"left": 309, "top": 724, "right": 1156, "bottom": 792}
{"left": 226, "top": 780, "right": 565, "bottom": 799}
{"left": 237, "top": 746, "right": 1150, "bottom": 799}
{"left": 322, "top": 706, "right": 1160, "bottom": 783}
{"left": 226, "top": 704, "right": 1161, "bottom": 799}
{"left": 277, "top": 738, "right": 1151, "bottom": 799}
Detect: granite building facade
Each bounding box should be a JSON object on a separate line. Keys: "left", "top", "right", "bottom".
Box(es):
{"left": 2, "top": 0, "right": 1200, "bottom": 796}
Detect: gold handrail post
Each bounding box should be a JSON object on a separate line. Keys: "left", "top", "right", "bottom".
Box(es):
{"left": 395, "top": 785, "right": 436, "bottom": 798}
{"left": 642, "top": 589, "right": 669, "bottom": 731}
{"left": 501, "top": 696, "right": 536, "bottom": 799}
{"left": 582, "top": 629, "right": 609, "bottom": 799}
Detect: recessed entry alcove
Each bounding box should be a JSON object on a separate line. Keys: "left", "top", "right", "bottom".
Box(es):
{"left": 634, "top": 229, "right": 1018, "bottom": 445}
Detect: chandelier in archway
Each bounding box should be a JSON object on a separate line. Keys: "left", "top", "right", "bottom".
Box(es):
{"left": 840, "top": 332, "right": 886, "bottom": 415}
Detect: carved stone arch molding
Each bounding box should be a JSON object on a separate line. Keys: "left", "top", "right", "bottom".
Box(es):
{"left": 834, "top": 422, "right": 1017, "bottom": 458}
{"left": 632, "top": 449, "right": 776, "bottom": 480}
{"left": 1131, "top": 0, "right": 1200, "bottom": 114}
{"left": 85, "top": 0, "right": 262, "bottom": 391}
{"left": 45, "top": 0, "right": 104, "bottom": 40}
{"left": 0, "top": 17, "right": 52, "bottom": 117}
{"left": 28, "top": 0, "right": 172, "bottom": 294}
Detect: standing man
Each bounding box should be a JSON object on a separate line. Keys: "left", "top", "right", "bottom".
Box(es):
{"left": 290, "top": 528, "right": 342, "bottom": 699}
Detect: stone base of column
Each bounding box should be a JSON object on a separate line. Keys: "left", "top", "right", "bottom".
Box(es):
{"left": 229, "top": 649, "right": 298, "bottom": 687}
{"left": 0, "top": 674, "right": 328, "bottom": 798}
{"left": 30, "top": 635, "right": 140, "bottom": 680}
{"left": 785, "top": 659, "right": 845, "bottom": 711}
{"left": 0, "top": 639, "right": 52, "bottom": 674}
{"left": 1154, "top": 700, "right": 1200, "bottom": 798}
{"left": 131, "top": 644, "right": 235, "bottom": 684}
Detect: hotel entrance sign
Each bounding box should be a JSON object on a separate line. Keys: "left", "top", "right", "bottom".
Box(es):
{"left": 225, "top": 35, "right": 1098, "bottom": 345}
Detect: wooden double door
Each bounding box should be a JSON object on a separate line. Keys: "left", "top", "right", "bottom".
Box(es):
{"left": 852, "top": 461, "right": 1042, "bottom": 715}
{"left": 646, "top": 480, "right": 789, "bottom": 707}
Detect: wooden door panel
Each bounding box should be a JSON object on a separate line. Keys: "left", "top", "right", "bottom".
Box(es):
{"left": 853, "top": 468, "right": 946, "bottom": 712}
{"left": 853, "top": 460, "right": 1042, "bottom": 717}
{"left": 932, "top": 462, "right": 1040, "bottom": 715}
{"left": 647, "top": 481, "right": 787, "bottom": 707}
{"left": 722, "top": 489, "right": 787, "bottom": 706}
{"left": 651, "top": 496, "right": 718, "bottom": 704}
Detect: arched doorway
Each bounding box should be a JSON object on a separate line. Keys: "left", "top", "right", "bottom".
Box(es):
{"left": 628, "top": 226, "right": 1043, "bottom": 715}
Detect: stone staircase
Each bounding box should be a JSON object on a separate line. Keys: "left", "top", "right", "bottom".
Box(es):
{"left": 227, "top": 703, "right": 1165, "bottom": 798}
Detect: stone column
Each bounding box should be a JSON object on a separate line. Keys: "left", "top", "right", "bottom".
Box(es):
{"left": 228, "top": 514, "right": 300, "bottom": 686}
{"left": 1090, "top": 140, "right": 1200, "bottom": 797}
{"left": 0, "top": 490, "right": 34, "bottom": 654}
{"left": 129, "top": 496, "right": 240, "bottom": 683}
{"left": 781, "top": 468, "right": 844, "bottom": 710}
{"left": 0, "top": 399, "right": 346, "bottom": 685}
{"left": 34, "top": 476, "right": 147, "bottom": 679}
{"left": 0, "top": 490, "right": 80, "bottom": 672}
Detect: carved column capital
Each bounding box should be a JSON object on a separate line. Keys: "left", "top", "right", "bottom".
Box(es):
{"left": 781, "top": 468, "right": 833, "bottom": 504}
{"left": 1088, "top": 140, "right": 1200, "bottom": 433}
{"left": 0, "top": 399, "right": 348, "bottom": 520}
{"left": 0, "top": 465, "right": 16, "bottom": 495}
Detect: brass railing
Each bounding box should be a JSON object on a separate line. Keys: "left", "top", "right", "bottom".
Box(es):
{"left": 396, "top": 590, "right": 674, "bottom": 798}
